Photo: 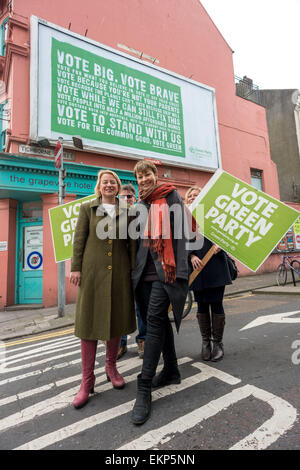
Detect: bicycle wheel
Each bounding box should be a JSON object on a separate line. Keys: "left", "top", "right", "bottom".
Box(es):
{"left": 276, "top": 263, "right": 287, "bottom": 286}
{"left": 169, "top": 291, "right": 194, "bottom": 322}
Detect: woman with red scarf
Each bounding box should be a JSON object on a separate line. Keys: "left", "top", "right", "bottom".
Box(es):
{"left": 131, "top": 160, "right": 190, "bottom": 425}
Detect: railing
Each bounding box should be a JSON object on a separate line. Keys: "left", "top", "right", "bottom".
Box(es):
{"left": 235, "top": 75, "right": 263, "bottom": 106}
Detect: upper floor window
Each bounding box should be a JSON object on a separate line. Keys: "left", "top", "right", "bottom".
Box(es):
{"left": 0, "top": 100, "right": 8, "bottom": 151}
{"left": 251, "top": 169, "right": 263, "bottom": 191}
{"left": 0, "top": 17, "right": 8, "bottom": 56}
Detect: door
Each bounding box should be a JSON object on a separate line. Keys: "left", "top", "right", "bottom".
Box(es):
{"left": 17, "top": 202, "right": 43, "bottom": 304}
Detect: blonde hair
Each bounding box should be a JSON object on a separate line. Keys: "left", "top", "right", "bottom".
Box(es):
{"left": 185, "top": 186, "right": 201, "bottom": 205}
{"left": 94, "top": 170, "right": 122, "bottom": 197}
{"left": 133, "top": 160, "right": 158, "bottom": 178}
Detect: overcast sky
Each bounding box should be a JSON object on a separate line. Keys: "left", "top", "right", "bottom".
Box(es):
{"left": 200, "top": 0, "right": 299, "bottom": 90}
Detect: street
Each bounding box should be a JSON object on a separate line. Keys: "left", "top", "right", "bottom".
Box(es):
{"left": 0, "top": 292, "right": 299, "bottom": 451}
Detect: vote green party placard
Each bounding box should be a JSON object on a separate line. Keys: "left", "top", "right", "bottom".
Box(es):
{"left": 190, "top": 170, "right": 300, "bottom": 271}
{"left": 49, "top": 195, "right": 96, "bottom": 263}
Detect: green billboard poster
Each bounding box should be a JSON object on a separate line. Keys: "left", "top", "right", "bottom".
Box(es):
{"left": 190, "top": 170, "right": 300, "bottom": 271}
{"left": 51, "top": 38, "right": 185, "bottom": 157}
{"left": 49, "top": 194, "right": 96, "bottom": 263}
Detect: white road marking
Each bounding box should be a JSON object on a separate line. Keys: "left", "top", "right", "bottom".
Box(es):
{"left": 4, "top": 335, "right": 78, "bottom": 355}
{"left": 240, "top": 310, "right": 300, "bottom": 331}
{"left": 0, "top": 356, "right": 141, "bottom": 408}
{"left": 119, "top": 384, "right": 297, "bottom": 450}
{"left": 4, "top": 341, "right": 80, "bottom": 367}
{"left": 0, "top": 343, "right": 134, "bottom": 385}
{"left": 14, "top": 358, "right": 193, "bottom": 450}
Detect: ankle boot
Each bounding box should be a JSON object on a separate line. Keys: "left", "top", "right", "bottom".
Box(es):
{"left": 105, "top": 336, "right": 125, "bottom": 389}
{"left": 211, "top": 313, "right": 225, "bottom": 362}
{"left": 132, "top": 374, "right": 152, "bottom": 425}
{"left": 73, "top": 339, "right": 97, "bottom": 409}
{"left": 196, "top": 313, "right": 212, "bottom": 361}
{"left": 152, "top": 364, "right": 181, "bottom": 388}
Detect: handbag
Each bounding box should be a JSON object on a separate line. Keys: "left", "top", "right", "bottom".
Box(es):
{"left": 226, "top": 254, "right": 238, "bottom": 281}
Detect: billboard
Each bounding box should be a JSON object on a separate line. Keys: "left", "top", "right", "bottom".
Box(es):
{"left": 30, "top": 16, "right": 221, "bottom": 171}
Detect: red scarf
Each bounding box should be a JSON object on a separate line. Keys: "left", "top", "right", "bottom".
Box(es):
{"left": 142, "top": 184, "right": 177, "bottom": 283}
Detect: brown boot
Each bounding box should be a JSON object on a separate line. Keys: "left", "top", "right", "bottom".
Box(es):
{"left": 211, "top": 313, "right": 225, "bottom": 362}
{"left": 196, "top": 313, "right": 212, "bottom": 361}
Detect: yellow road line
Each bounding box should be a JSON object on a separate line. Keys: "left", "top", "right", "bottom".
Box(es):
{"left": 1, "top": 328, "right": 74, "bottom": 348}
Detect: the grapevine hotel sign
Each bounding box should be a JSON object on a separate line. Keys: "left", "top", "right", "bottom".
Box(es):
{"left": 30, "top": 17, "right": 221, "bottom": 171}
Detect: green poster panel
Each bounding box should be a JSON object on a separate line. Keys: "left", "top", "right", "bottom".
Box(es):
{"left": 190, "top": 170, "right": 300, "bottom": 271}
{"left": 49, "top": 194, "right": 96, "bottom": 263}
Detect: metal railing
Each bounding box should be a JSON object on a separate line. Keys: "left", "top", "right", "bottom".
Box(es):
{"left": 235, "top": 75, "right": 263, "bottom": 106}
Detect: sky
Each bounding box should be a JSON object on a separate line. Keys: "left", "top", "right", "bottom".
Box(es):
{"left": 200, "top": 0, "right": 300, "bottom": 90}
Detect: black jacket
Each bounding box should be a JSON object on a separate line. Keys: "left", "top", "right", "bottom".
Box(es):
{"left": 131, "top": 189, "right": 189, "bottom": 332}
{"left": 189, "top": 237, "right": 232, "bottom": 291}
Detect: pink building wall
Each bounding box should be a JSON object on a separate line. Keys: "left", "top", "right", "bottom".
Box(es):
{"left": 0, "top": 0, "right": 283, "bottom": 307}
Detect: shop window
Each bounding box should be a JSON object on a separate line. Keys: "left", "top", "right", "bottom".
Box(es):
{"left": 22, "top": 201, "right": 43, "bottom": 220}
{"left": 0, "top": 17, "right": 8, "bottom": 56}
{"left": 251, "top": 169, "right": 263, "bottom": 191}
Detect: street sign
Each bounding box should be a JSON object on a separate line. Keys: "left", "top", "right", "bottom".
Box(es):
{"left": 54, "top": 140, "right": 62, "bottom": 168}
{"left": 189, "top": 169, "right": 300, "bottom": 271}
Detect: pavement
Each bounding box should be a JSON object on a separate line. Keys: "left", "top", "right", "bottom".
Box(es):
{"left": 1, "top": 271, "right": 300, "bottom": 342}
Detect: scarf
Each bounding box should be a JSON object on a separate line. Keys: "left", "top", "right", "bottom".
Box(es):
{"left": 142, "top": 184, "right": 177, "bottom": 283}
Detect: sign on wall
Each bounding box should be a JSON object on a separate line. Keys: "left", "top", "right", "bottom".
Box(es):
{"left": 30, "top": 16, "right": 221, "bottom": 171}
{"left": 189, "top": 170, "right": 300, "bottom": 271}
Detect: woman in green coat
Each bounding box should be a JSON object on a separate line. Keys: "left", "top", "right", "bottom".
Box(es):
{"left": 70, "top": 169, "right": 136, "bottom": 409}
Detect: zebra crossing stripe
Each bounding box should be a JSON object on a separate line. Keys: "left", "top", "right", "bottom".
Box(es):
{"left": 13, "top": 359, "right": 218, "bottom": 451}
{"left": 118, "top": 384, "right": 297, "bottom": 451}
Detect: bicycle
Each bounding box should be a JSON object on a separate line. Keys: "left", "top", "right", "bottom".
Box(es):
{"left": 276, "top": 254, "right": 300, "bottom": 286}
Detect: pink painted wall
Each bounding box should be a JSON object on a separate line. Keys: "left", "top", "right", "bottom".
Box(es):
{"left": 0, "top": 1, "right": 285, "bottom": 306}
{"left": 0, "top": 199, "right": 17, "bottom": 309}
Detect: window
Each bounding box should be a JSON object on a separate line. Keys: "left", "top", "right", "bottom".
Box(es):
{"left": 251, "top": 169, "right": 263, "bottom": 191}
{"left": 0, "top": 17, "right": 8, "bottom": 56}
{"left": 0, "top": 100, "right": 7, "bottom": 151}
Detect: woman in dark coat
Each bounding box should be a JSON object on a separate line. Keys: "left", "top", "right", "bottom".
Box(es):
{"left": 131, "top": 160, "right": 189, "bottom": 425}
{"left": 185, "top": 186, "right": 232, "bottom": 362}
{"left": 70, "top": 169, "right": 136, "bottom": 409}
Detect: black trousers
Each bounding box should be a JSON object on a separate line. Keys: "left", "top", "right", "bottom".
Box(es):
{"left": 136, "top": 281, "right": 177, "bottom": 380}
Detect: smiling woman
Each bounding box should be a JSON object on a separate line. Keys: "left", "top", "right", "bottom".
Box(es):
{"left": 69, "top": 168, "right": 136, "bottom": 409}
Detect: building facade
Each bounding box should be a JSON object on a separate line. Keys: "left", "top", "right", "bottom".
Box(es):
{"left": 0, "top": 0, "right": 281, "bottom": 309}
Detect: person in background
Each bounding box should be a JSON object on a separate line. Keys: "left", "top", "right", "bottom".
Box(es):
{"left": 118, "top": 183, "right": 147, "bottom": 360}
{"left": 131, "top": 160, "right": 190, "bottom": 425}
{"left": 185, "top": 186, "right": 232, "bottom": 362}
{"left": 70, "top": 170, "right": 136, "bottom": 409}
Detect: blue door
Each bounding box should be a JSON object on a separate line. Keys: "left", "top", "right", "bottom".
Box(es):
{"left": 16, "top": 202, "right": 43, "bottom": 304}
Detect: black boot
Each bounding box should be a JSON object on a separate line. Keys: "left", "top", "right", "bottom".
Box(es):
{"left": 211, "top": 313, "right": 225, "bottom": 362}
{"left": 196, "top": 313, "right": 211, "bottom": 361}
{"left": 132, "top": 374, "right": 152, "bottom": 425}
{"left": 152, "top": 364, "right": 181, "bottom": 388}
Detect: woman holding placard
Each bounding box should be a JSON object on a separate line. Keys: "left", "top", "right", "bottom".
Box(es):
{"left": 70, "top": 169, "right": 136, "bottom": 409}
{"left": 185, "top": 186, "right": 232, "bottom": 362}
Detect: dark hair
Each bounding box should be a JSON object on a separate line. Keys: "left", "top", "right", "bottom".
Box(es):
{"left": 121, "top": 183, "right": 136, "bottom": 197}
{"left": 133, "top": 160, "right": 158, "bottom": 178}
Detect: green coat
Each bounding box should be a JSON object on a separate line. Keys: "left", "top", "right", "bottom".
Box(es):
{"left": 71, "top": 197, "right": 137, "bottom": 341}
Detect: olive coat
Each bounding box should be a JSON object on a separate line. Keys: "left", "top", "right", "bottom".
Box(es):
{"left": 71, "top": 197, "right": 137, "bottom": 341}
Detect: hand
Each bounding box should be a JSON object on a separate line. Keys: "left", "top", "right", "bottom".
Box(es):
{"left": 70, "top": 271, "right": 81, "bottom": 287}
{"left": 213, "top": 244, "right": 221, "bottom": 254}
{"left": 191, "top": 255, "right": 203, "bottom": 271}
